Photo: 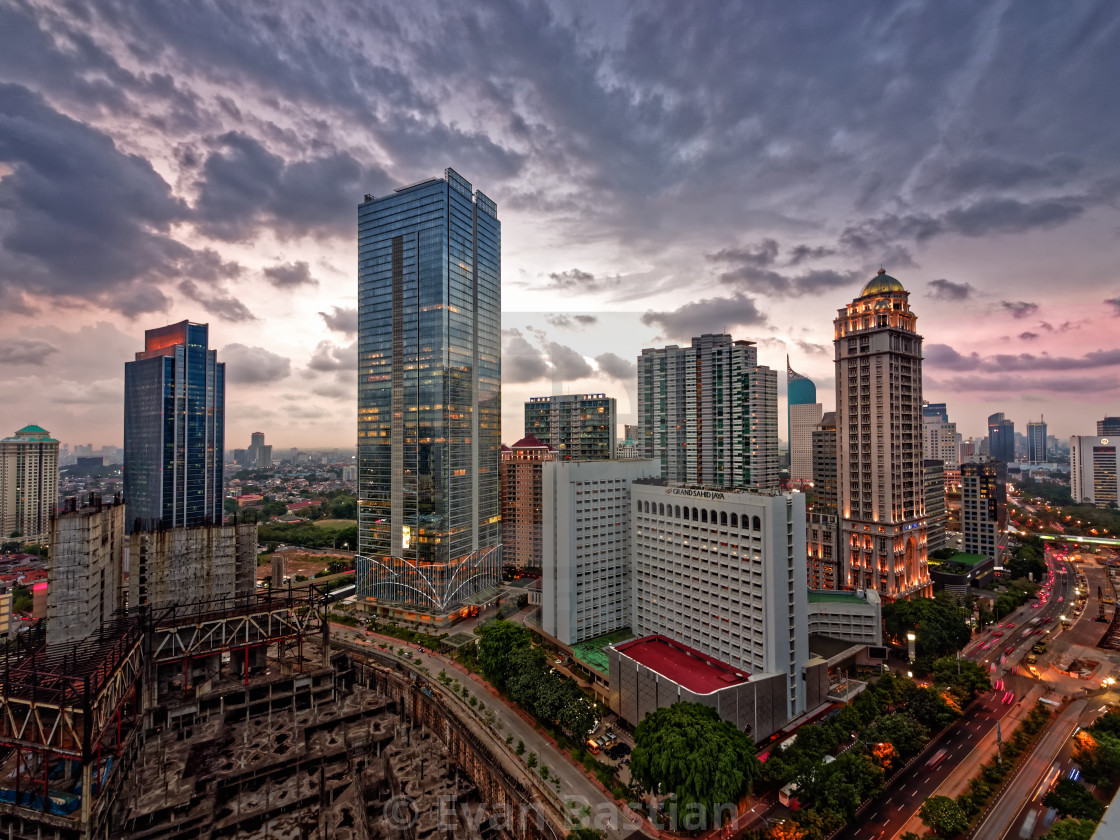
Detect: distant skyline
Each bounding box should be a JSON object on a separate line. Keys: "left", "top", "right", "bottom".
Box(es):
{"left": 1, "top": 3, "right": 1119, "bottom": 448}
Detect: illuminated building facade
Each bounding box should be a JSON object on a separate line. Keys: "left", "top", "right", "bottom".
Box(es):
{"left": 0, "top": 424, "right": 59, "bottom": 544}
{"left": 835, "top": 270, "right": 929, "bottom": 598}
{"left": 356, "top": 169, "right": 502, "bottom": 616}
{"left": 524, "top": 394, "right": 616, "bottom": 460}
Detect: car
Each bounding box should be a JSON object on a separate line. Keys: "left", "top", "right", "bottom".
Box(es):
{"left": 417, "top": 647, "right": 425, "bottom": 654}
{"left": 1007, "top": 624, "right": 1016, "bottom": 629}
{"left": 993, "top": 631, "right": 1004, "bottom": 637}
{"left": 1044, "top": 616, "right": 1053, "bottom": 623}
{"left": 1005, "top": 646, "right": 1015, "bottom": 657}
{"left": 1059, "top": 596, "right": 1064, "bottom": 602}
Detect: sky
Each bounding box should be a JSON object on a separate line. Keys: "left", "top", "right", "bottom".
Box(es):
{"left": 1, "top": 1, "right": 1119, "bottom": 451}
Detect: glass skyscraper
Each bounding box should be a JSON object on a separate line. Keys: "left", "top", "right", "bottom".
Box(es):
{"left": 356, "top": 169, "right": 501, "bottom": 616}
{"left": 123, "top": 321, "right": 225, "bottom": 533}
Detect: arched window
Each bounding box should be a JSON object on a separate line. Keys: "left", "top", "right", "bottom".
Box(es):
{"left": 730, "top": 513, "right": 738, "bottom": 528}
{"left": 701, "top": 509, "right": 708, "bottom": 523}
{"left": 683, "top": 507, "right": 690, "bottom": 521}
{"left": 720, "top": 511, "right": 728, "bottom": 526}
{"left": 692, "top": 507, "right": 699, "bottom": 521}
{"left": 752, "top": 515, "right": 761, "bottom": 531}
{"left": 710, "top": 509, "right": 717, "bottom": 524}
{"left": 635, "top": 500, "right": 641, "bottom": 514}
{"left": 658, "top": 503, "right": 665, "bottom": 516}
{"left": 674, "top": 505, "right": 681, "bottom": 518}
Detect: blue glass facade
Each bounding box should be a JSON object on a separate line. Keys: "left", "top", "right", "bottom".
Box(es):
{"left": 356, "top": 169, "right": 501, "bottom": 613}
{"left": 123, "top": 321, "right": 224, "bottom": 533}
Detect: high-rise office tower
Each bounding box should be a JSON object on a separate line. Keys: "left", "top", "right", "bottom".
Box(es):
{"left": 923, "top": 460, "right": 947, "bottom": 554}
{"left": 247, "top": 432, "right": 273, "bottom": 468}
{"left": 637, "top": 334, "right": 778, "bottom": 490}
{"left": 835, "top": 270, "right": 928, "bottom": 597}
{"left": 987, "top": 412, "right": 1016, "bottom": 462}
{"left": 0, "top": 425, "right": 59, "bottom": 544}
{"left": 356, "top": 169, "right": 501, "bottom": 616}
{"left": 1098, "top": 417, "right": 1120, "bottom": 436}
{"left": 787, "top": 357, "right": 822, "bottom": 484}
{"left": 124, "top": 321, "right": 225, "bottom": 533}
{"left": 961, "top": 459, "right": 1007, "bottom": 565}
{"left": 808, "top": 412, "right": 840, "bottom": 589}
{"left": 1026, "top": 419, "right": 1047, "bottom": 464}
{"left": 1071, "top": 435, "right": 1119, "bottom": 507}
{"left": 922, "top": 403, "right": 961, "bottom": 471}
{"left": 500, "top": 436, "right": 557, "bottom": 569}
{"left": 524, "top": 394, "right": 616, "bottom": 461}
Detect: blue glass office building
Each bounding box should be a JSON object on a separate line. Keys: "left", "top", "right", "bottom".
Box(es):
{"left": 123, "top": 321, "right": 225, "bottom": 533}
{"left": 356, "top": 169, "right": 502, "bottom": 616}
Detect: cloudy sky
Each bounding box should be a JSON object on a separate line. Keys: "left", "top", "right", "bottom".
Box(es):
{"left": 1, "top": 1, "right": 1119, "bottom": 451}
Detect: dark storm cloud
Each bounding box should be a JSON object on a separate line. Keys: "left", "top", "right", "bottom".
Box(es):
{"left": 319, "top": 306, "right": 359, "bottom": 336}
{"left": 546, "top": 342, "right": 593, "bottom": 380}
{"left": 220, "top": 344, "right": 291, "bottom": 384}
{"left": 595, "top": 352, "right": 636, "bottom": 381}
{"left": 709, "top": 240, "right": 779, "bottom": 269}
{"left": 792, "top": 340, "right": 828, "bottom": 356}
{"left": 785, "top": 245, "right": 836, "bottom": 266}
{"left": 544, "top": 314, "right": 598, "bottom": 329}
{"left": 712, "top": 256, "right": 858, "bottom": 299}
{"left": 943, "top": 196, "right": 1086, "bottom": 237}
{"left": 263, "top": 261, "right": 317, "bottom": 289}
{"left": 178, "top": 281, "right": 255, "bottom": 323}
{"left": 503, "top": 333, "right": 549, "bottom": 384}
{"left": 307, "top": 340, "right": 357, "bottom": 373}
{"left": 1106, "top": 298, "right": 1120, "bottom": 317}
{"left": 0, "top": 338, "right": 59, "bottom": 365}
{"left": 936, "top": 154, "right": 1083, "bottom": 196}
{"left": 926, "top": 342, "right": 1120, "bottom": 373}
{"left": 641, "top": 294, "right": 767, "bottom": 341}
{"left": 1019, "top": 332, "right": 1040, "bottom": 341}
{"left": 931, "top": 373, "right": 1117, "bottom": 395}
{"left": 543, "top": 269, "right": 620, "bottom": 294}
{"left": 192, "top": 133, "right": 390, "bottom": 242}
{"left": 0, "top": 83, "right": 203, "bottom": 312}
{"left": 927, "top": 279, "right": 974, "bottom": 301}
{"left": 1001, "top": 301, "right": 1040, "bottom": 320}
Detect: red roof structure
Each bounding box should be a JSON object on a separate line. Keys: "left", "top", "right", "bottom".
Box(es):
{"left": 614, "top": 635, "right": 750, "bottom": 694}
{"left": 511, "top": 434, "right": 550, "bottom": 449}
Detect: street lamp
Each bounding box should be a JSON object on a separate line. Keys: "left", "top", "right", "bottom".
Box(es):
{"left": 907, "top": 632, "right": 917, "bottom": 664}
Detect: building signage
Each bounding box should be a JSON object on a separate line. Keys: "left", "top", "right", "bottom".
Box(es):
{"left": 667, "top": 488, "right": 726, "bottom": 500}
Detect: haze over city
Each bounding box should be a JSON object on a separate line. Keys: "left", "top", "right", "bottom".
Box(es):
{"left": 1, "top": 2, "right": 1118, "bottom": 447}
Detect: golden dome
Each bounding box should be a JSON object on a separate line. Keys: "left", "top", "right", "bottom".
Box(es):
{"left": 860, "top": 268, "right": 905, "bottom": 297}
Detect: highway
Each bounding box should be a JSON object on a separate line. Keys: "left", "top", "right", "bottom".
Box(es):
{"left": 841, "top": 547, "right": 1077, "bottom": 840}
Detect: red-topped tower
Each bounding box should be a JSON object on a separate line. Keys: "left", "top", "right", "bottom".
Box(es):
{"left": 835, "top": 270, "right": 929, "bottom": 598}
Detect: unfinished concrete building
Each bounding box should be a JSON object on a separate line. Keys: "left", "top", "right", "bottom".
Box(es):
{"left": 0, "top": 586, "right": 566, "bottom": 840}
{"left": 48, "top": 496, "right": 126, "bottom": 647}
{"left": 128, "top": 521, "right": 257, "bottom": 611}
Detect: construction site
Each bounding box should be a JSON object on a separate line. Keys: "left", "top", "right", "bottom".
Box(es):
{"left": 0, "top": 585, "right": 562, "bottom": 840}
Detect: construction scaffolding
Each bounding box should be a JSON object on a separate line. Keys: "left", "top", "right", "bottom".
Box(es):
{"left": 0, "top": 583, "right": 330, "bottom": 840}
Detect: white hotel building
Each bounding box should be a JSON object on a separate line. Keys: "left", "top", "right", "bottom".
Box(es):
{"left": 629, "top": 480, "right": 810, "bottom": 720}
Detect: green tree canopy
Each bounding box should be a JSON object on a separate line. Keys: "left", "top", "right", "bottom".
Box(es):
{"left": 1045, "top": 818, "right": 1098, "bottom": 840}
{"left": 476, "top": 618, "right": 533, "bottom": 692}
{"left": 1041, "top": 779, "right": 1105, "bottom": 821}
{"left": 931, "top": 656, "right": 992, "bottom": 705}
{"left": 883, "top": 593, "right": 971, "bottom": 658}
{"left": 862, "top": 712, "right": 928, "bottom": 763}
{"left": 919, "top": 795, "right": 968, "bottom": 837}
{"left": 630, "top": 702, "right": 758, "bottom": 825}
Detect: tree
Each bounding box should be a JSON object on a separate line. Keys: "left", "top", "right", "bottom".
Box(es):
{"left": 932, "top": 656, "right": 991, "bottom": 705}
{"left": 1045, "top": 818, "right": 1097, "bottom": 840}
{"left": 795, "top": 752, "right": 882, "bottom": 826}
{"left": 476, "top": 619, "right": 533, "bottom": 691}
{"left": 883, "top": 594, "right": 971, "bottom": 659}
{"left": 862, "top": 712, "right": 928, "bottom": 762}
{"left": 630, "top": 702, "right": 758, "bottom": 825}
{"left": 906, "top": 685, "right": 958, "bottom": 731}
{"left": 527, "top": 752, "right": 538, "bottom": 770}
{"left": 1041, "top": 779, "right": 1105, "bottom": 821}
{"left": 919, "top": 795, "right": 968, "bottom": 837}
{"left": 1073, "top": 728, "right": 1120, "bottom": 787}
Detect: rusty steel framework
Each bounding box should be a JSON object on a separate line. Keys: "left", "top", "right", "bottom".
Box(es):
{"left": 0, "top": 583, "right": 330, "bottom": 837}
